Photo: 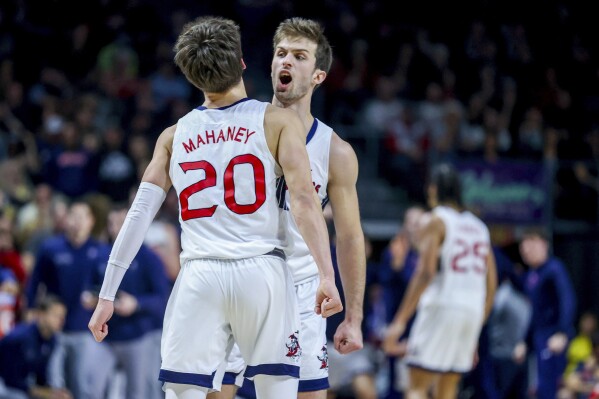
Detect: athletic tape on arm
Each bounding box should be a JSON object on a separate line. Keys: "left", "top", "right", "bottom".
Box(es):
{"left": 99, "top": 182, "right": 167, "bottom": 300}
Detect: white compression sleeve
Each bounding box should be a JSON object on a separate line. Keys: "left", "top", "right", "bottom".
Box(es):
{"left": 99, "top": 182, "right": 167, "bottom": 300}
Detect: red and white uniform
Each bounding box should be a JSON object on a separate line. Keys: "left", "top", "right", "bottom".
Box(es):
{"left": 160, "top": 98, "right": 299, "bottom": 391}
{"left": 226, "top": 118, "right": 334, "bottom": 391}
{"left": 280, "top": 118, "right": 332, "bottom": 284}
{"left": 406, "top": 205, "right": 491, "bottom": 373}
{"left": 170, "top": 98, "right": 285, "bottom": 262}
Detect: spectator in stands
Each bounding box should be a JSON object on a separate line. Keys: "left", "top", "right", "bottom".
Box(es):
{"left": 81, "top": 204, "right": 170, "bottom": 399}
{"left": 0, "top": 215, "right": 25, "bottom": 288}
{"left": 519, "top": 228, "right": 577, "bottom": 399}
{"left": 0, "top": 215, "right": 25, "bottom": 325}
{"left": 97, "top": 124, "right": 137, "bottom": 203}
{"left": 17, "top": 191, "right": 69, "bottom": 278}
{"left": 378, "top": 204, "right": 426, "bottom": 398}
{"left": 25, "top": 199, "right": 108, "bottom": 399}
{"left": 427, "top": 99, "right": 464, "bottom": 164}
{"left": 561, "top": 331, "right": 599, "bottom": 399}
{"left": 361, "top": 75, "right": 404, "bottom": 134}
{"left": 516, "top": 106, "right": 544, "bottom": 160}
{"left": 460, "top": 244, "right": 528, "bottom": 399}
{"left": 0, "top": 268, "right": 18, "bottom": 339}
{"left": 15, "top": 183, "right": 56, "bottom": 251}
{"left": 565, "top": 312, "right": 598, "bottom": 377}
{"left": 43, "top": 121, "right": 99, "bottom": 198}
{"left": 487, "top": 253, "right": 532, "bottom": 399}
{"left": 383, "top": 104, "right": 428, "bottom": 201}
{"left": 0, "top": 294, "right": 71, "bottom": 399}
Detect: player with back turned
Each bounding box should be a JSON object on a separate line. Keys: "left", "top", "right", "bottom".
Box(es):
{"left": 383, "top": 163, "right": 497, "bottom": 399}
{"left": 88, "top": 16, "right": 342, "bottom": 399}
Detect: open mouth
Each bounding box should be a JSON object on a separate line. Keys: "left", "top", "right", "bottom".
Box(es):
{"left": 279, "top": 72, "right": 292, "bottom": 85}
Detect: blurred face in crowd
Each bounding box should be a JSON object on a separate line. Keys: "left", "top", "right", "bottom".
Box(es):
{"left": 34, "top": 183, "right": 53, "bottom": 206}
{"left": 38, "top": 302, "right": 67, "bottom": 338}
{"left": 0, "top": 217, "right": 13, "bottom": 250}
{"left": 404, "top": 207, "right": 425, "bottom": 246}
{"left": 61, "top": 122, "right": 81, "bottom": 150}
{"left": 65, "top": 202, "right": 95, "bottom": 244}
{"left": 107, "top": 209, "right": 127, "bottom": 242}
{"left": 580, "top": 312, "right": 598, "bottom": 335}
{"left": 519, "top": 233, "right": 549, "bottom": 268}
{"left": 271, "top": 37, "right": 323, "bottom": 106}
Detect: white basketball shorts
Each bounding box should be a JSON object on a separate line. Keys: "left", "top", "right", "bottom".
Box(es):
{"left": 224, "top": 275, "right": 329, "bottom": 392}
{"left": 159, "top": 253, "right": 300, "bottom": 390}
{"left": 405, "top": 305, "right": 483, "bottom": 374}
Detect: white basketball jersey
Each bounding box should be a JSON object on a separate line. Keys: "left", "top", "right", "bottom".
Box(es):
{"left": 418, "top": 206, "right": 490, "bottom": 315}
{"left": 170, "top": 98, "right": 284, "bottom": 262}
{"left": 276, "top": 119, "right": 332, "bottom": 283}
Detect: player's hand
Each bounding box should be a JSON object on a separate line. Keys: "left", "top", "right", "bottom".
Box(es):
{"left": 472, "top": 348, "right": 480, "bottom": 368}
{"left": 382, "top": 322, "right": 406, "bottom": 356}
{"left": 315, "top": 278, "right": 343, "bottom": 318}
{"left": 548, "top": 332, "right": 568, "bottom": 354}
{"left": 88, "top": 298, "right": 114, "bottom": 342}
{"left": 513, "top": 342, "right": 527, "bottom": 364}
{"left": 334, "top": 319, "right": 364, "bottom": 354}
{"left": 51, "top": 388, "right": 73, "bottom": 399}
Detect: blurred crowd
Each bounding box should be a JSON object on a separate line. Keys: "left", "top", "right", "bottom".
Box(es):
{"left": 0, "top": 1, "right": 598, "bottom": 218}
{"left": 1, "top": 0, "right": 599, "bottom": 398}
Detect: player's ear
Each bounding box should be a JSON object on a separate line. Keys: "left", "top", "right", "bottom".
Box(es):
{"left": 313, "top": 69, "right": 326, "bottom": 85}
{"left": 241, "top": 59, "right": 247, "bottom": 70}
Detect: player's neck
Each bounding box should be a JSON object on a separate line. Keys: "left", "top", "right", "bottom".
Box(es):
{"left": 439, "top": 201, "right": 462, "bottom": 211}
{"left": 202, "top": 82, "right": 248, "bottom": 108}
{"left": 272, "top": 96, "right": 313, "bottom": 137}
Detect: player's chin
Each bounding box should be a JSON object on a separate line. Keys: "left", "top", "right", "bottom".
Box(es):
{"left": 275, "top": 82, "right": 291, "bottom": 92}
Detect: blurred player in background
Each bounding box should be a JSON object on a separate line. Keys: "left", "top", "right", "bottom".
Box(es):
{"left": 383, "top": 163, "right": 497, "bottom": 399}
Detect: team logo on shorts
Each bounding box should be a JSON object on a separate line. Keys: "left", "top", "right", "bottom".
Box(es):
{"left": 285, "top": 331, "right": 302, "bottom": 361}
{"left": 317, "top": 345, "right": 328, "bottom": 369}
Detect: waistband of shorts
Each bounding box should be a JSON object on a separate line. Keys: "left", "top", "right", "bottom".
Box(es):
{"left": 263, "top": 248, "right": 286, "bottom": 261}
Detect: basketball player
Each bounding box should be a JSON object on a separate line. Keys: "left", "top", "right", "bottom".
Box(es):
{"left": 382, "top": 163, "right": 497, "bottom": 399}
{"left": 211, "top": 17, "right": 367, "bottom": 399}
{"left": 88, "top": 16, "right": 343, "bottom": 399}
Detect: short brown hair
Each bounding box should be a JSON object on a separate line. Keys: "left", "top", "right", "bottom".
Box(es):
{"left": 273, "top": 18, "right": 333, "bottom": 77}
{"left": 520, "top": 226, "right": 550, "bottom": 242}
{"left": 174, "top": 16, "right": 243, "bottom": 93}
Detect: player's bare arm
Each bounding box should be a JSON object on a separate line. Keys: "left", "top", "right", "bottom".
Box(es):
{"left": 484, "top": 249, "right": 498, "bottom": 321}
{"left": 141, "top": 124, "right": 176, "bottom": 192}
{"left": 382, "top": 215, "right": 445, "bottom": 355}
{"left": 88, "top": 125, "right": 175, "bottom": 342}
{"left": 265, "top": 105, "right": 342, "bottom": 317}
{"left": 327, "top": 133, "right": 366, "bottom": 354}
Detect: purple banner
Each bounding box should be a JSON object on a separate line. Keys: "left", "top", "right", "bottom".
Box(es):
{"left": 455, "top": 160, "right": 548, "bottom": 224}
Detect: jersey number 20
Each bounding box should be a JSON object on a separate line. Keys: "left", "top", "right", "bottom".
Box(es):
{"left": 178, "top": 154, "right": 266, "bottom": 220}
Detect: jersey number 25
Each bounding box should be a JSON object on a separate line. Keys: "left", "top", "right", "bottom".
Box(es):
{"left": 450, "top": 239, "right": 488, "bottom": 274}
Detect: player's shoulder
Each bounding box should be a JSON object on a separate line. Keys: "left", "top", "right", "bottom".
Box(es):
{"left": 264, "top": 103, "right": 299, "bottom": 121}
{"left": 423, "top": 211, "right": 445, "bottom": 236}
{"left": 463, "top": 210, "right": 490, "bottom": 231}
{"left": 155, "top": 124, "right": 177, "bottom": 150}
{"left": 160, "top": 124, "right": 177, "bottom": 139}
{"left": 329, "top": 132, "right": 358, "bottom": 166}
